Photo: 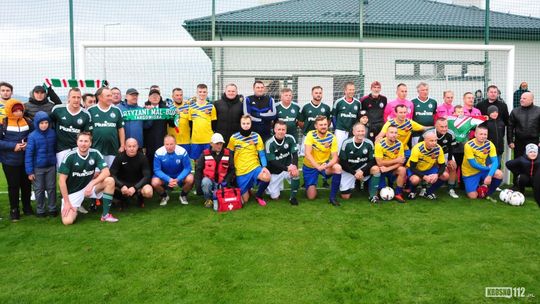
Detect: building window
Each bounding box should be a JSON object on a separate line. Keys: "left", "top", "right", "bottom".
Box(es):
{"left": 395, "top": 60, "right": 485, "bottom": 81}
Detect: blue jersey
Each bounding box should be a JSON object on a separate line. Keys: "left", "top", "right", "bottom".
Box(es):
{"left": 153, "top": 145, "right": 192, "bottom": 182}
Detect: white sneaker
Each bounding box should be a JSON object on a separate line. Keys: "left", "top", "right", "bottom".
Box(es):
{"left": 100, "top": 213, "right": 119, "bottom": 223}
{"left": 78, "top": 205, "right": 89, "bottom": 214}
{"left": 418, "top": 188, "right": 427, "bottom": 197}
{"left": 496, "top": 187, "right": 503, "bottom": 192}
{"left": 160, "top": 195, "right": 170, "bottom": 206}
{"left": 179, "top": 195, "right": 189, "bottom": 205}
{"left": 31, "top": 191, "right": 36, "bottom": 201}
{"left": 448, "top": 189, "right": 459, "bottom": 199}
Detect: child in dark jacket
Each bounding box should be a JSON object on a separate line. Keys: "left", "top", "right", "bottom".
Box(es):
{"left": 0, "top": 99, "right": 33, "bottom": 221}
{"left": 506, "top": 143, "right": 540, "bottom": 194}
{"left": 481, "top": 105, "right": 505, "bottom": 167}
{"left": 25, "top": 111, "right": 57, "bottom": 217}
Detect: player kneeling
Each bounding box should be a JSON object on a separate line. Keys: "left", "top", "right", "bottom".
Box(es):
{"left": 406, "top": 131, "right": 449, "bottom": 200}
{"left": 59, "top": 132, "right": 118, "bottom": 225}
{"left": 303, "top": 116, "right": 342, "bottom": 206}
{"left": 227, "top": 115, "right": 271, "bottom": 205}
{"left": 265, "top": 121, "right": 300, "bottom": 205}
{"left": 339, "top": 123, "right": 381, "bottom": 203}
{"left": 461, "top": 126, "right": 503, "bottom": 200}
{"left": 151, "top": 135, "right": 194, "bottom": 206}
{"left": 374, "top": 125, "right": 407, "bottom": 203}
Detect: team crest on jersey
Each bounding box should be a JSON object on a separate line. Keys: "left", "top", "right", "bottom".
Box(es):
{"left": 482, "top": 148, "right": 489, "bottom": 154}
{"left": 291, "top": 109, "right": 295, "bottom": 114}
{"left": 379, "top": 102, "right": 384, "bottom": 108}
{"left": 89, "top": 158, "right": 95, "bottom": 165}
{"left": 77, "top": 118, "right": 83, "bottom": 125}
{"left": 176, "top": 159, "right": 181, "bottom": 164}
{"left": 363, "top": 149, "right": 368, "bottom": 154}
{"left": 205, "top": 109, "right": 211, "bottom": 114}
{"left": 428, "top": 104, "right": 433, "bottom": 108}
{"left": 249, "top": 140, "right": 255, "bottom": 145}
{"left": 110, "top": 112, "right": 116, "bottom": 118}
{"left": 354, "top": 106, "right": 358, "bottom": 111}
{"left": 321, "top": 108, "right": 325, "bottom": 113}
{"left": 443, "top": 139, "right": 447, "bottom": 144}
{"left": 324, "top": 142, "right": 331, "bottom": 149}
{"left": 284, "top": 143, "right": 289, "bottom": 149}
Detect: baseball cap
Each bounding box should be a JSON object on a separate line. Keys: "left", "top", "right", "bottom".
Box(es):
{"left": 126, "top": 88, "right": 139, "bottom": 95}
{"left": 210, "top": 133, "right": 225, "bottom": 144}
{"left": 148, "top": 89, "right": 161, "bottom": 96}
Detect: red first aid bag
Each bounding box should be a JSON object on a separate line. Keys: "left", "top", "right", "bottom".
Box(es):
{"left": 216, "top": 187, "right": 243, "bottom": 212}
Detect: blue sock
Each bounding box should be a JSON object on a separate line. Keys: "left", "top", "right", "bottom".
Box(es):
{"left": 395, "top": 186, "right": 403, "bottom": 195}
{"left": 487, "top": 178, "right": 502, "bottom": 196}
{"left": 427, "top": 179, "right": 444, "bottom": 195}
{"left": 330, "top": 174, "right": 341, "bottom": 200}
{"left": 256, "top": 181, "right": 269, "bottom": 198}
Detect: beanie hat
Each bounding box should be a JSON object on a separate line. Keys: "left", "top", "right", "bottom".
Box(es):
{"left": 487, "top": 105, "right": 498, "bottom": 115}
{"left": 11, "top": 103, "right": 24, "bottom": 113}
{"left": 526, "top": 143, "right": 538, "bottom": 154}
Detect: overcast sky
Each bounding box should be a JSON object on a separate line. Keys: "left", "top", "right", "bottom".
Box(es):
{"left": 1, "top": 0, "right": 539, "bottom": 99}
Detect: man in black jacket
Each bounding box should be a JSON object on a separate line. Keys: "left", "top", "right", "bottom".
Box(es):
{"left": 508, "top": 92, "right": 540, "bottom": 158}
{"left": 143, "top": 89, "right": 169, "bottom": 172}
{"left": 214, "top": 84, "right": 244, "bottom": 146}
{"left": 25, "top": 85, "right": 62, "bottom": 121}
{"left": 476, "top": 85, "right": 509, "bottom": 126}
{"left": 110, "top": 138, "right": 153, "bottom": 208}
{"left": 194, "top": 133, "right": 235, "bottom": 208}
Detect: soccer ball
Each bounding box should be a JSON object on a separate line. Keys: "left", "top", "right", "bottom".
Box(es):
{"left": 379, "top": 187, "right": 395, "bottom": 201}
{"left": 499, "top": 189, "right": 514, "bottom": 203}
{"left": 476, "top": 185, "right": 488, "bottom": 199}
{"left": 508, "top": 191, "right": 525, "bottom": 206}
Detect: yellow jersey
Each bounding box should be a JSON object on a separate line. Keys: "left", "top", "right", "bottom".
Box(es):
{"left": 189, "top": 101, "right": 217, "bottom": 144}
{"left": 167, "top": 100, "right": 191, "bottom": 145}
{"left": 374, "top": 138, "right": 404, "bottom": 160}
{"left": 227, "top": 131, "right": 264, "bottom": 176}
{"left": 381, "top": 118, "right": 424, "bottom": 150}
{"left": 304, "top": 130, "right": 338, "bottom": 168}
{"left": 462, "top": 139, "right": 497, "bottom": 177}
{"left": 406, "top": 142, "right": 445, "bottom": 171}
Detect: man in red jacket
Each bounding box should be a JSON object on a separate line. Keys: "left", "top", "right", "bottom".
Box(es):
{"left": 194, "top": 133, "right": 236, "bottom": 208}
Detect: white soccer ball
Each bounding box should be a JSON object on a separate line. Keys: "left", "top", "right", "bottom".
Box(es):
{"left": 379, "top": 187, "right": 395, "bottom": 201}
{"left": 508, "top": 191, "right": 525, "bottom": 206}
{"left": 499, "top": 189, "right": 514, "bottom": 203}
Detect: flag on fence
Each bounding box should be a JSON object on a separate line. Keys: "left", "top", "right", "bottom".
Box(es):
{"left": 45, "top": 78, "right": 103, "bottom": 88}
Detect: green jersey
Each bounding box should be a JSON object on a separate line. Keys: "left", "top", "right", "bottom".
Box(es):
{"left": 58, "top": 149, "right": 107, "bottom": 194}
{"left": 298, "top": 101, "right": 331, "bottom": 135}
{"left": 265, "top": 134, "right": 298, "bottom": 174}
{"left": 332, "top": 97, "right": 360, "bottom": 132}
{"left": 339, "top": 138, "right": 374, "bottom": 173}
{"left": 87, "top": 105, "right": 124, "bottom": 155}
{"left": 412, "top": 97, "right": 438, "bottom": 127}
{"left": 50, "top": 105, "right": 92, "bottom": 152}
{"left": 276, "top": 102, "right": 300, "bottom": 139}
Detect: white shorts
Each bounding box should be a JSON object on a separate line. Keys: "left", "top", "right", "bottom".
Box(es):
{"left": 266, "top": 171, "right": 292, "bottom": 199}
{"left": 335, "top": 129, "right": 349, "bottom": 151}
{"left": 61, "top": 186, "right": 102, "bottom": 209}
{"left": 339, "top": 171, "right": 370, "bottom": 192}
{"left": 56, "top": 149, "right": 71, "bottom": 168}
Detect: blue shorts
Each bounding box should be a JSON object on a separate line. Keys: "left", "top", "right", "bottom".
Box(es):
{"left": 190, "top": 144, "right": 210, "bottom": 160}
{"left": 236, "top": 166, "right": 263, "bottom": 194}
{"left": 463, "top": 171, "right": 489, "bottom": 193}
{"left": 302, "top": 165, "right": 329, "bottom": 188}
{"left": 179, "top": 144, "right": 191, "bottom": 157}
{"left": 407, "top": 167, "right": 438, "bottom": 178}
{"left": 404, "top": 149, "right": 411, "bottom": 162}
{"left": 379, "top": 171, "right": 397, "bottom": 188}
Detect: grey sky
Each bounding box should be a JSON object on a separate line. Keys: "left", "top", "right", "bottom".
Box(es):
{"left": 1, "top": 0, "right": 539, "bottom": 99}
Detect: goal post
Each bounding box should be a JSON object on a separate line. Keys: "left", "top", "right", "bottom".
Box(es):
{"left": 79, "top": 40, "right": 515, "bottom": 183}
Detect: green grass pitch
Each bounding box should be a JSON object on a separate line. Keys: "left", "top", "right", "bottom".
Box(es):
{"left": 0, "top": 172, "right": 538, "bottom": 303}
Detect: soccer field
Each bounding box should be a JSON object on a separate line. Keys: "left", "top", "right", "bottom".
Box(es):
{"left": 0, "top": 173, "right": 538, "bottom": 303}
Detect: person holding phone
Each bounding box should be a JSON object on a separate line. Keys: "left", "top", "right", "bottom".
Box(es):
{"left": 0, "top": 99, "right": 33, "bottom": 221}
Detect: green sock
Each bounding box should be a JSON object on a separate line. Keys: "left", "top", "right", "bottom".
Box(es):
{"left": 101, "top": 193, "right": 113, "bottom": 217}
{"left": 448, "top": 182, "right": 456, "bottom": 190}
{"left": 370, "top": 174, "right": 380, "bottom": 198}
{"left": 290, "top": 178, "right": 299, "bottom": 199}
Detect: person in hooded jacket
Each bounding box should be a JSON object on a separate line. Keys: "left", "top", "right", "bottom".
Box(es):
{"left": 25, "top": 111, "right": 57, "bottom": 217}
{"left": 214, "top": 83, "right": 243, "bottom": 146}
{"left": 24, "top": 85, "right": 62, "bottom": 121}
{"left": 480, "top": 105, "right": 505, "bottom": 167}
{"left": 506, "top": 144, "right": 540, "bottom": 196}
{"left": 0, "top": 99, "right": 33, "bottom": 221}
